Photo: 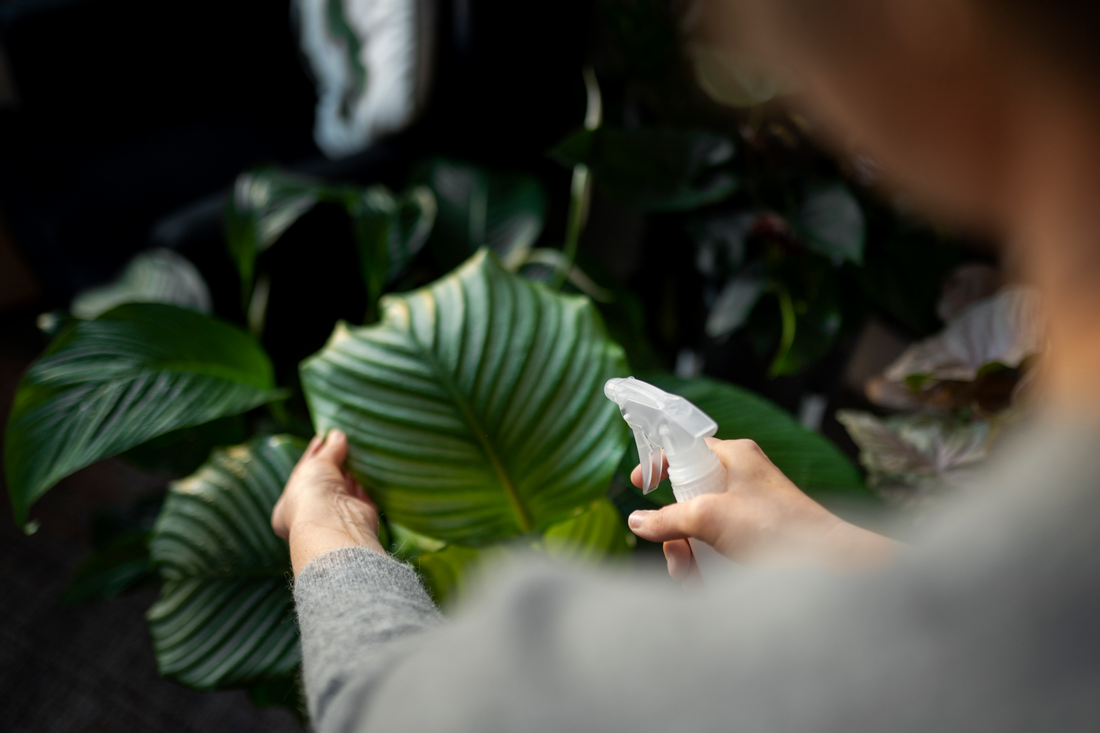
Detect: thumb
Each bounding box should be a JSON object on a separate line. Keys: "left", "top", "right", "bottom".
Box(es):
{"left": 317, "top": 428, "right": 350, "bottom": 464}
{"left": 627, "top": 501, "right": 709, "bottom": 544}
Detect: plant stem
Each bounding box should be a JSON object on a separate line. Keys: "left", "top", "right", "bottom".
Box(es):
{"left": 769, "top": 283, "right": 797, "bottom": 377}
{"left": 550, "top": 164, "right": 591, "bottom": 290}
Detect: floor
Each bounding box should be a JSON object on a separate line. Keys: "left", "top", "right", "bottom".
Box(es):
{"left": 0, "top": 306, "right": 305, "bottom": 733}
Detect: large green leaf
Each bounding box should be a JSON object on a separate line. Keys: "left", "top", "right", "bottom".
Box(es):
{"left": 643, "top": 375, "right": 868, "bottom": 502}
{"left": 550, "top": 127, "right": 737, "bottom": 212}
{"left": 4, "top": 303, "right": 283, "bottom": 526}
{"left": 146, "top": 435, "right": 303, "bottom": 689}
{"left": 541, "top": 497, "right": 635, "bottom": 562}
{"left": 412, "top": 158, "right": 547, "bottom": 268}
{"left": 301, "top": 249, "right": 629, "bottom": 545}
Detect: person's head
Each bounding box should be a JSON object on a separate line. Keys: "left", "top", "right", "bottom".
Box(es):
{"left": 715, "top": 0, "right": 1100, "bottom": 237}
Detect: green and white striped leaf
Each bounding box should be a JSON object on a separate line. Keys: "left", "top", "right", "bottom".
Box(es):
{"left": 147, "top": 435, "right": 303, "bottom": 689}
{"left": 301, "top": 249, "right": 629, "bottom": 545}
{"left": 4, "top": 303, "right": 283, "bottom": 526}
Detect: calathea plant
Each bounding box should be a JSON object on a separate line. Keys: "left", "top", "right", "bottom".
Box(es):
{"left": 5, "top": 153, "right": 869, "bottom": 712}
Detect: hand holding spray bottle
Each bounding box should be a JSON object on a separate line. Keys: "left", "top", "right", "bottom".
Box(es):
{"left": 604, "top": 376, "right": 732, "bottom": 580}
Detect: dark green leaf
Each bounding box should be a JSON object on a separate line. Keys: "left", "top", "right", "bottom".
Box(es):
{"left": 768, "top": 285, "right": 843, "bottom": 377}
{"left": 224, "top": 168, "right": 329, "bottom": 304}
{"left": 550, "top": 128, "right": 737, "bottom": 212}
{"left": 347, "top": 185, "right": 437, "bottom": 316}
{"left": 541, "top": 497, "right": 634, "bottom": 562}
{"left": 796, "top": 183, "right": 865, "bottom": 265}
{"left": 120, "top": 414, "right": 249, "bottom": 476}
{"left": 5, "top": 303, "right": 283, "bottom": 526}
{"left": 301, "top": 249, "right": 629, "bottom": 545}
{"left": 644, "top": 374, "right": 869, "bottom": 501}
{"left": 412, "top": 158, "right": 547, "bottom": 268}
{"left": 63, "top": 530, "right": 154, "bottom": 605}
{"left": 147, "top": 435, "right": 303, "bottom": 689}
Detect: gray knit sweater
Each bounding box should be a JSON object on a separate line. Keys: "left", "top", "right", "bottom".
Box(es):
{"left": 293, "top": 418, "right": 1100, "bottom": 732}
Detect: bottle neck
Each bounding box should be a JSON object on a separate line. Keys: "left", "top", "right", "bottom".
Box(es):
{"left": 667, "top": 444, "right": 725, "bottom": 503}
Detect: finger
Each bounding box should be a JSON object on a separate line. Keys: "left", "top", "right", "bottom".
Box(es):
{"left": 627, "top": 500, "right": 709, "bottom": 543}
{"left": 305, "top": 434, "right": 324, "bottom": 458}
{"left": 317, "top": 429, "right": 349, "bottom": 464}
{"left": 663, "top": 539, "right": 693, "bottom": 580}
{"left": 629, "top": 455, "right": 670, "bottom": 489}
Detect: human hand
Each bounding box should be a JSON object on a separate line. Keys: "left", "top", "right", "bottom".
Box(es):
{"left": 272, "top": 429, "right": 385, "bottom": 577}
{"left": 627, "top": 438, "right": 897, "bottom": 581}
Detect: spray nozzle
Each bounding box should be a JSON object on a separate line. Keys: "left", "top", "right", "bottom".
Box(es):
{"left": 605, "top": 377, "right": 718, "bottom": 494}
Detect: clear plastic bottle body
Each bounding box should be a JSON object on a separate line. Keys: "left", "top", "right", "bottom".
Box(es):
{"left": 668, "top": 449, "right": 729, "bottom": 580}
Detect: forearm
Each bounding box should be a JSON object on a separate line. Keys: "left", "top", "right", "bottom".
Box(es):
{"left": 288, "top": 512, "right": 385, "bottom": 578}
{"left": 294, "top": 547, "right": 444, "bottom": 731}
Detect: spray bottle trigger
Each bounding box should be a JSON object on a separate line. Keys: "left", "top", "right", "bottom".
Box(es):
{"left": 633, "top": 427, "right": 664, "bottom": 494}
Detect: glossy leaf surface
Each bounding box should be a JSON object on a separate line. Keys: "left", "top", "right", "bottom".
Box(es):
{"left": 640, "top": 375, "right": 868, "bottom": 503}
{"left": 147, "top": 435, "right": 303, "bottom": 689}
{"left": 551, "top": 127, "right": 737, "bottom": 211}
{"left": 301, "top": 249, "right": 629, "bottom": 545}
{"left": 4, "top": 304, "right": 282, "bottom": 526}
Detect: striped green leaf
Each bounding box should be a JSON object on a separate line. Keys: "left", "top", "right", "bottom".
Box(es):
{"left": 4, "top": 303, "right": 283, "bottom": 527}
{"left": 301, "top": 249, "right": 629, "bottom": 546}
{"left": 147, "top": 435, "right": 303, "bottom": 689}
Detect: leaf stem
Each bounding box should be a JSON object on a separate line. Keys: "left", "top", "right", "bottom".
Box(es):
{"left": 769, "top": 282, "right": 797, "bottom": 377}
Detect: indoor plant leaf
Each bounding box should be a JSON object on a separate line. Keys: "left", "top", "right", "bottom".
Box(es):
{"left": 225, "top": 167, "right": 330, "bottom": 304}
{"left": 347, "top": 184, "right": 437, "bottom": 316}
{"left": 301, "top": 248, "right": 630, "bottom": 545}
{"left": 4, "top": 303, "right": 283, "bottom": 527}
{"left": 541, "top": 497, "right": 634, "bottom": 563}
{"left": 796, "top": 183, "right": 865, "bottom": 265}
{"left": 413, "top": 158, "right": 547, "bottom": 269}
{"left": 146, "top": 435, "right": 304, "bottom": 689}
{"left": 550, "top": 127, "right": 737, "bottom": 212}
{"left": 642, "top": 374, "right": 869, "bottom": 503}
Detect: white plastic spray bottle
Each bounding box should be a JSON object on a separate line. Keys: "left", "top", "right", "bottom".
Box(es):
{"left": 605, "top": 376, "right": 731, "bottom": 580}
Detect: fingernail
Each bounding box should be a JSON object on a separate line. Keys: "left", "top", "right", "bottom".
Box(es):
{"left": 628, "top": 510, "right": 652, "bottom": 529}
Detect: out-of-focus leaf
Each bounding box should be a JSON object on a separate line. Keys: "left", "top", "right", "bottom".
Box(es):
{"left": 389, "top": 522, "right": 447, "bottom": 560}
{"left": 936, "top": 264, "right": 1002, "bottom": 322}
{"left": 541, "top": 497, "right": 634, "bottom": 563}
{"left": 884, "top": 287, "right": 1043, "bottom": 383}
{"left": 690, "top": 45, "right": 783, "bottom": 108}
{"left": 347, "top": 185, "right": 437, "bottom": 316}
{"left": 413, "top": 159, "right": 547, "bottom": 269}
{"left": 120, "top": 415, "right": 249, "bottom": 476}
{"left": 689, "top": 211, "right": 755, "bottom": 277}
{"left": 796, "top": 183, "right": 865, "bottom": 264}
{"left": 837, "top": 410, "right": 990, "bottom": 500}
{"left": 706, "top": 261, "right": 765, "bottom": 339}
{"left": 640, "top": 375, "right": 869, "bottom": 504}
{"left": 4, "top": 303, "right": 283, "bottom": 527}
{"left": 550, "top": 128, "right": 737, "bottom": 212}
{"left": 71, "top": 249, "right": 212, "bottom": 319}
{"left": 415, "top": 544, "right": 482, "bottom": 607}
{"left": 768, "top": 282, "right": 843, "bottom": 377}
{"left": 147, "top": 435, "right": 303, "bottom": 689}
{"left": 63, "top": 531, "right": 154, "bottom": 605}
{"left": 301, "top": 249, "right": 629, "bottom": 545}
{"left": 225, "top": 168, "right": 328, "bottom": 302}
{"left": 247, "top": 675, "right": 306, "bottom": 723}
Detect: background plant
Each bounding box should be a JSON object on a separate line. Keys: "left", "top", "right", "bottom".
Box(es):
{"left": 3, "top": 0, "right": 999, "bottom": 720}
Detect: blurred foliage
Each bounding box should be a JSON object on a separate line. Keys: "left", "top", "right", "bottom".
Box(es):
{"left": 4, "top": 0, "right": 977, "bottom": 718}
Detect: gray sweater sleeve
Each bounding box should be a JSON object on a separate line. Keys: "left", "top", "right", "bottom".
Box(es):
{"left": 293, "top": 548, "right": 442, "bottom": 730}
{"left": 293, "top": 420, "right": 1100, "bottom": 733}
